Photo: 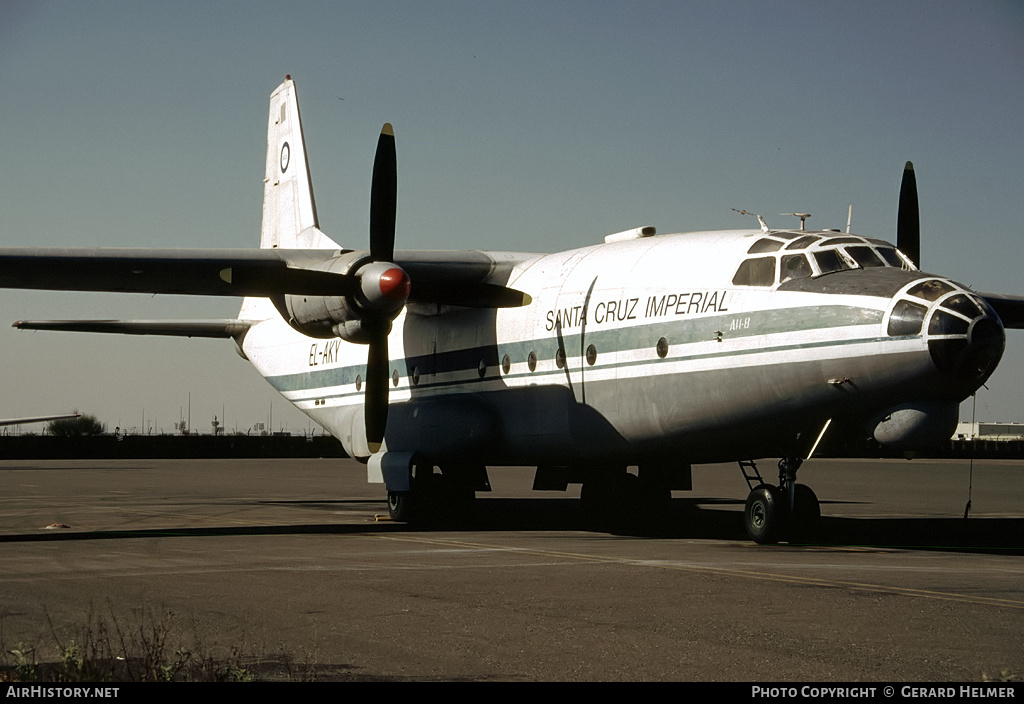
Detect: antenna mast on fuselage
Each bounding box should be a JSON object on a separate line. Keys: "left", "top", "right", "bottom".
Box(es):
{"left": 781, "top": 212, "right": 811, "bottom": 231}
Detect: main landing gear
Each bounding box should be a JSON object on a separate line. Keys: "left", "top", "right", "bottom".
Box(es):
{"left": 386, "top": 462, "right": 485, "bottom": 525}
{"left": 740, "top": 458, "right": 820, "bottom": 544}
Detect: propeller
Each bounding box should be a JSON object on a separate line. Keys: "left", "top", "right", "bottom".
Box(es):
{"left": 362, "top": 123, "right": 410, "bottom": 452}
{"left": 897, "top": 161, "right": 920, "bottom": 268}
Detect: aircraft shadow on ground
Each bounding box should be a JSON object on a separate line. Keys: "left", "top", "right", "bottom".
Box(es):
{"left": 463, "top": 498, "right": 1024, "bottom": 555}
{"left": 1, "top": 498, "right": 1020, "bottom": 555}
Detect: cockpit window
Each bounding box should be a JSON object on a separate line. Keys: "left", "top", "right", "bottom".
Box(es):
{"left": 732, "top": 257, "right": 776, "bottom": 286}
{"left": 876, "top": 247, "right": 904, "bottom": 267}
{"left": 813, "top": 249, "right": 849, "bottom": 275}
{"left": 780, "top": 254, "right": 812, "bottom": 282}
{"left": 785, "top": 235, "right": 821, "bottom": 250}
{"left": 845, "top": 246, "right": 884, "bottom": 268}
{"left": 747, "top": 238, "right": 784, "bottom": 253}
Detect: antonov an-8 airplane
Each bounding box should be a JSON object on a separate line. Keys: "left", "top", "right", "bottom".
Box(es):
{"left": 2, "top": 77, "right": 1021, "bottom": 543}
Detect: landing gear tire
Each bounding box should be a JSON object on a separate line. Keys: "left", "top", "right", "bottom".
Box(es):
{"left": 745, "top": 484, "right": 785, "bottom": 544}
{"left": 788, "top": 483, "right": 820, "bottom": 542}
{"left": 387, "top": 491, "right": 417, "bottom": 523}
{"left": 580, "top": 480, "right": 615, "bottom": 528}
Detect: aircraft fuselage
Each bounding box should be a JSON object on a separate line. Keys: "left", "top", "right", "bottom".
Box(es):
{"left": 242, "top": 227, "right": 1005, "bottom": 473}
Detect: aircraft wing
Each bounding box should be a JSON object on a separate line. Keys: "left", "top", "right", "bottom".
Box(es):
{"left": 12, "top": 319, "right": 251, "bottom": 338}
{"left": 0, "top": 413, "right": 79, "bottom": 427}
{"left": 980, "top": 293, "right": 1024, "bottom": 330}
{"left": 0, "top": 248, "right": 530, "bottom": 307}
{"left": 0, "top": 248, "right": 356, "bottom": 297}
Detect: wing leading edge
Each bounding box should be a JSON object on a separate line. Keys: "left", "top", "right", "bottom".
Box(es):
{"left": 12, "top": 319, "right": 252, "bottom": 338}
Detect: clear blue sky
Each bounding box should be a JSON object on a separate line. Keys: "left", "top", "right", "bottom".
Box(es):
{"left": 1, "top": 0, "right": 1021, "bottom": 433}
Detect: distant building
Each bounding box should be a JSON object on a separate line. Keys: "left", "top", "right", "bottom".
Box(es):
{"left": 954, "top": 422, "right": 1024, "bottom": 441}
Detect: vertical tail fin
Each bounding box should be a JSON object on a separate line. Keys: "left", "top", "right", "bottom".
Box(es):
{"left": 242, "top": 77, "right": 340, "bottom": 322}
{"left": 260, "top": 76, "right": 339, "bottom": 250}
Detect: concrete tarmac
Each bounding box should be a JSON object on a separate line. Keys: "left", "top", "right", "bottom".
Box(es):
{"left": 0, "top": 457, "right": 1021, "bottom": 681}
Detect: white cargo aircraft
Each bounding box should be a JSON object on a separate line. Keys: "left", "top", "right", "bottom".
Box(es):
{"left": 2, "top": 77, "right": 1021, "bottom": 543}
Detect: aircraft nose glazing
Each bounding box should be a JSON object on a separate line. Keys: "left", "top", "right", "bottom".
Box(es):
{"left": 886, "top": 279, "right": 1005, "bottom": 389}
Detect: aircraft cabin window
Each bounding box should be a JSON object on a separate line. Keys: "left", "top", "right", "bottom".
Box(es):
{"left": 656, "top": 337, "right": 669, "bottom": 359}
{"left": 528, "top": 351, "right": 537, "bottom": 372}
{"left": 887, "top": 300, "right": 927, "bottom": 336}
{"left": 392, "top": 369, "right": 400, "bottom": 387}
{"left": 555, "top": 348, "right": 566, "bottom": 369}
{"left": 845, "top": 246, "right": 885, "bottom": 268}
{"left": 586, "top": 345, "right": 597, "bottom": 366}
{"left": 502, "top": 354, "right": 511, "bottom": 374}
{"left": 747, "top": 238, "right": 783, "bottom": 254}
{"left": 780, "top": 254, "right": 812, "bottom": 282}
{"left": 355, "top": 374, "right": 363, "bottom": 391}
{"left": 732, "top": 257, "right": 776, "bottom": 286}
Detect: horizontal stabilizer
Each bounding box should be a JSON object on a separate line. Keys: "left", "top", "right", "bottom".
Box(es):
{"left": 981, "top": 293, "right": 1024, "bottom": 330}
{"left": 13, "top": 319, "right": 251, "bottom": 338}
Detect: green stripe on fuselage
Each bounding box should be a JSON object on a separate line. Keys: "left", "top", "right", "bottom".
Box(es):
{"left": 266, "top": 304, "right": 885, "bottom": 394}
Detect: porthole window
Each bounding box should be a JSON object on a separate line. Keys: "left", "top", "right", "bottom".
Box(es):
{"left": 355, "top": 374, "right": 362, "bottom": 391}
{"left": 478, "top": 360, "right": 487, "bottom": 378}
{"left": 656, "top": 337, "right": 669, "bottom": 359}
{"left": 586, "top": 344, "right": 597, "bottom": 366}
{"left": 501, "top": 354, "right": 511, "bottom": 374}
{"left": 527, "top": 351, "right": 537, "bottom": 372}
{"left": 411, "top": 367, "right": 420, "bottom": 385}
{"left": 392, "top": 369, "right": 399, "bottom": 387}
{"left": 555, "top": 348, "right": 566, "bottom": 369}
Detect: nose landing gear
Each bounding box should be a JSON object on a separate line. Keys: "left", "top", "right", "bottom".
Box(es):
{"left": 741, "top": 457, "right": 820, "bottom": 544}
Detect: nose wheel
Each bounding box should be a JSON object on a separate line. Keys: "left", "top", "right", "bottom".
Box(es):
{"left": 741, "top": 458, "right": 820, "bottom": 544}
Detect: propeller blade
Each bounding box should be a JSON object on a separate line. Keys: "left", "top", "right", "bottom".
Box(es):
{"left": 897, "top": 161, "right": 920, "bottom": 268}
{"left": 370, "top": 124, "right": 397, "bottom": 262}
{"left": 364, "top": 325, "right": 390, "bottom": 453}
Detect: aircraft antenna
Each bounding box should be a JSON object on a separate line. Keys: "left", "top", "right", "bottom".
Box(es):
{"left": 780, "top": 212, "right": 811, "bottom": 230}
{"left": 731, "top": 209, "right": 770, "bottom": 234}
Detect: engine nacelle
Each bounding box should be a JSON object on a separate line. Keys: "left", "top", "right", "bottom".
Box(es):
{"left": 275, "top": 252, "right": 410, "bottom": 342}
